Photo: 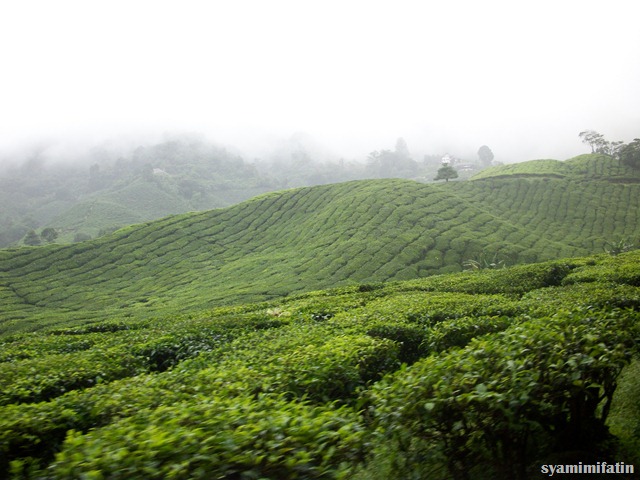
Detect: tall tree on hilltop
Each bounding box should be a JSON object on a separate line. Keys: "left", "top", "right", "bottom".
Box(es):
{"left": 579, "top": 130, "right": 607, "bottom": 153}
{"left": 477, "top": 145, "right": 494, "bottom": 166}
{"left": 578, "top": 130, "right": 625, "bottom": 157}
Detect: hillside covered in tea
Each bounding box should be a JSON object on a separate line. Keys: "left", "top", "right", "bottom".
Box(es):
{"left": 1, "top": 154, "right": 639, "bottom": 335}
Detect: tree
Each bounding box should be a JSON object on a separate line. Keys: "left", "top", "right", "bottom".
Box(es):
{"left": 609, "top": 140, "right": 625, "bottom": 159}
{"left": 40, "top": 227, "right": 58, "bottom": 243}
{"left": 619, "top": 138, "right": 640, "bottom": 168}
{"left": 73, "top": 232, "right": 92, "bottom": 243}
{"left": 367, "top": 147, "right": 418, "bottom": 178}
{"left": 578, "top": 130, "right": 624, "bottom": 157}
{"left": 377, "top": 150, "right": 396, "bottom": 177}
{"left": 477, "top": 145, "right": 494, "bottom": 166}
{"left": 434, "top": 165, "right": 459, "bottom": 182}
{"left": 395, "top": 137, "right": 411, "bottom": 159}
{"left": 366, "top": 150, "right": 384, "bottom": 177}
{"left": 23, "top": 230, "right": 41, "bottom": 246}
{"left": 141, "top": 163, "right": 154, "bottom": 181}
{"left": 178, "top": 179, "right": 203, "bottom": 200}
{"left": 579, "top": 130, "right": 607, "bottom": 153}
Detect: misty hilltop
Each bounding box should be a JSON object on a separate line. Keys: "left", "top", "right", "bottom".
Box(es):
{"left": 0, "top": 134, "right": 489, "bottom": 248}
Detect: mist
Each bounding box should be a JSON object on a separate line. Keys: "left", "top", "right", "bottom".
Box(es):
{"left": 0, "top": 121, "right": 632, "bottom": 174}
{"left": 1, "top": 1, "right": 638, "bottom": 169}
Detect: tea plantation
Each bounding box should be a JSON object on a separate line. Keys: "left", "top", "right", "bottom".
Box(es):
{"left": 1, "top": 153, "right": 640, "bottom": 478}
{"left": 1, "top": 154, "right": 639, "bottom": 336}
{"left": 0, "top": 252, "right": 639, "bottom": 478}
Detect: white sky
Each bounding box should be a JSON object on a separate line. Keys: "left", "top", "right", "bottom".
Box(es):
{"left": 1, "top": 0, "right": 639, "bottom": 163}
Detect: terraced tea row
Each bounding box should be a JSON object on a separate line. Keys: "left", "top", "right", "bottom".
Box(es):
{"left": 2, "top": 252, "right": 639, "bottom": 478}
{"left": 457, "top": 175, "right": 640, "bottom": 252}
{"left": 4, "top": 164, "right": 638, "bottom": 335}
{"left": 471, "top": 153, "right": 640, "bottom": 181}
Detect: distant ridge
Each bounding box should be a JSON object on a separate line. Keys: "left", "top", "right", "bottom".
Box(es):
{"left": 471, "top": 153, "right": 639, "bottom": 181}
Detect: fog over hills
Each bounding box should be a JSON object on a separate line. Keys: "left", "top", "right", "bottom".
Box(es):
{"left": 2, "top": 1, "right": 638, "bottom": 249}
{"left": 1, "top": 1, "right": 639, "bottom": 166}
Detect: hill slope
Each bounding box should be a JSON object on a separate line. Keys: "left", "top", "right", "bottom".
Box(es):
{"left": 1, "top": 134, "right": 419, "bottom": 247}
{"left": 457, "top": 155, "right": 640, "bottom": 253}
{"left": 1, "top": 154, "right": 639, "bottom": 334}
{"left": 470, "top": 153, "right": 640, "bottom": 181}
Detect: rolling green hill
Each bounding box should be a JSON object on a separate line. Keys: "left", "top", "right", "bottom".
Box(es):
{"left": 470, "top": 153, "right": 640, "bottom": 181}
{"left": 46, "top": 177, "right": 269, "bottom": 242}
{"left": 0, "top": 137, "right": 282, "bottom": 247}
{"left": 1, "top": 134, "right": 416, "bottom": 248}
{"left": 1, "top": 154, "right": 639, "bottom": 334}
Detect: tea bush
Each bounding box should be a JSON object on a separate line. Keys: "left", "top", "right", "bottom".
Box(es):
{"left": 0, "top": 347, "right": 147, "bottom": 405}
{"left": 2, "top": 249, "right": 640, "bottom": 478}
{"left": 48, "top": 394, "right": 366, "bottom": 480}
{"left": 367, "top": 307, "right": 639, "bottom": 479}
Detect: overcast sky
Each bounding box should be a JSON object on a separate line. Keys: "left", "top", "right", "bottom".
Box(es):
{"left": 1, "top": 0, "right": 639, "bottom": 163}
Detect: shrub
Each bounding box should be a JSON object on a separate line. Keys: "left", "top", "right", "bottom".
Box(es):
{"left": 72, "top": 232, "right": 92, "bottom": 243}
{"left": 366, "top": 323, "right": 429, "bottom": 364}
{"left": 426, "top": 315, "right": 513, "bottom": 352}
{"left": 368, "top": 308, "right": 639, "bottom": 479}
{"left": 48, "top": 395, "right": 366, "bottom": 479}
{"left": 0, "top": 348, "right": 147, "bottom": 405}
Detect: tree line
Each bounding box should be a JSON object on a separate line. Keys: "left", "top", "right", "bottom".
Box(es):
{"left": 579, "top": 130, "right": 640, "bottom": 168}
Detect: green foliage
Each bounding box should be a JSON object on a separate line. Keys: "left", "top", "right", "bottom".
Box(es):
{"left": 472, "top": 153, "right": 640, "bottom": 181}
{"left": 0, "top": 347, "right": 147, "bottom": 406}
{"left": 398, "top": 259, "right": 577, "bottom": 296}
{"left": 463, "top": 251, "right": 507, "bottom": 270}
{"left": 1, "top": 155, "right": 640, "bottom": 478}
{"left": 425, "top": 315, "right": 513, "bottom": 352}
{"left": 607, "top": 359, "right": 640, "bottom": 465}
{"left": 48, "top": 395, "right": 366, "bottom": 479}
{"left": 366, "top": 323, "right": 429, "bottom": 364}
{"left": 604, "top": 237, "right": 635, "bottom": 256}
{"left": 40, "top": 228, "right": 58, "bottom": 244}
{"left": 619, "top": 138, "right": 640, "bottom": 169}
{"left": 22, "top": 230, "right": 41, "bottom": 246}
{"left": 368, "top": 307, "right": 639, "bottom": 479}
{"left": 471, "top": 159, "right": 568, "bottom": 180}
{"left": 72, "top": 232, "right": 92, "bottom": 243}
{"left": 0, "top": 252, "right": 639, "bottom": 478}
{"left": 561, "top": 251, "right": 640, "bottom": 286}
{"left": 477, "top": 145, "right": 494, "bottom": 166}
{"left": 434, "top": 165, "right": 459, "bottom": 182}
